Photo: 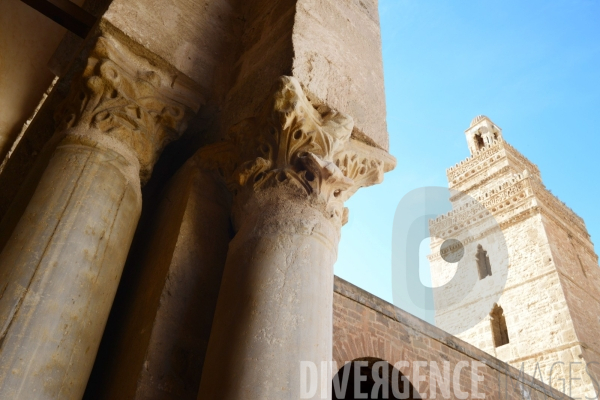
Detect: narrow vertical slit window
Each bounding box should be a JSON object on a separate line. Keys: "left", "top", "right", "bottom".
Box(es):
{"left": 475, "top": 244, "right": 492, "bottom": 279}
{"left": 490, "top": 304, "right": 509, "bottom": 347}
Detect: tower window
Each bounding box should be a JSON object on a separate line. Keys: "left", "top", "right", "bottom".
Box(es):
{"left": 475, "top": 244, "right": 492, "bottom": 279}
{"left": 475, "top": 134, "right": 485, "bottom": 150}
{"left": 490, "top": 304, "right": 509, "bottom": 347}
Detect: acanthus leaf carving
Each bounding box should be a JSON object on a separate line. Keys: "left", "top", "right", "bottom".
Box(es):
{"left": 334, "top": 141, "right": 386, "bottom": 202}
{"left": 55, "top": 35, "right": 195, "bottom": 183}
{"left": 197, "top": 76, "right": 395, "bottom": 226}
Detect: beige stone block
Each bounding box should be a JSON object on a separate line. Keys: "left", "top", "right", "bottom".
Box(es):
{"left": 102, "top": 0, "right": 237, "bottom": 96}
{"left": 102, "top": 0, "right": 389, "bottom": 150}
{"left": 292, "top": 0, "right": 387, "bottom": 150}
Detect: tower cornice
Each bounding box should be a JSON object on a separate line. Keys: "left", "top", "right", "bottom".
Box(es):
{"left": 430, "top": 172, "right": 595, "bottom": 257}
{"left": 447, "top": 139, "right": 541, "bottom": 190}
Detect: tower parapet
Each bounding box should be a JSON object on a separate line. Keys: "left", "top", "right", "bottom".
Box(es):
{"left": 446, "top": 138, "right": 541, "bottom": 191}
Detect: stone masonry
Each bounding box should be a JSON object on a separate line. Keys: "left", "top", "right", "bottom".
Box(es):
{"left": 429, "top": 116, "right": 600, "bottom": 399}
{"left": 333, "top": 276, "right": 571, "bottom": 400}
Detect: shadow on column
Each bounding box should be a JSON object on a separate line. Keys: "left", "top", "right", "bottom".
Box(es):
{"left": 83, "top": 155, "right": 232, "bottom": 400}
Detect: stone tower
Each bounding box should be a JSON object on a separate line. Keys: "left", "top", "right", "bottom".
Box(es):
{"left": 428, "top": 116, "right": 600, "bottom": 399}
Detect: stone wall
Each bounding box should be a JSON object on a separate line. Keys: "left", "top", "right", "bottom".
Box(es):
{"left": 333, "top": 276, "right": 571, "bottom": 399}
{"left": 428, "top": 118, "right": 600, "bottom": 399}
{"left": 543, "top": 213, "right": 600, "bottom": 397}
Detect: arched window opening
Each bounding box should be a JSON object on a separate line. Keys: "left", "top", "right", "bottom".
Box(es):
{"left": 475, "top": 244, "right": 492, "bottom": 279}
{"left": 490, "top": 304, "right": 509, "bottom": 347}
{"left": 475, "top": 134, "right": 485, "bottom": 150}
{"left": 332, "top": 358, "right": 421, "bottom": 400}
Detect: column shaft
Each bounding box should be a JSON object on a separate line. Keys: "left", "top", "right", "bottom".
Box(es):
{"left": 0, "top": 134, "right": 141, "bottom": 399}
{"left": 86, "top": 160, "right": 231, "bottom": 400}
{"left": 199, "top": 191, "right": 338, "bottom": 399}
{"left": 196, "top": 76, "right": 392, "bottom": 400}
{"left": 0, "top": 32, "right": 196, "bottom": 399}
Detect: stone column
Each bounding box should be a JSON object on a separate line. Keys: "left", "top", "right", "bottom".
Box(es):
{"left": 197, "top": 76, "right": 394, "bottom": 400}
{"left": 0, "top": 35, "right": 194, "bottom": 399}
{"left": 85, "top": 158, "right": 232, "bottom": 400}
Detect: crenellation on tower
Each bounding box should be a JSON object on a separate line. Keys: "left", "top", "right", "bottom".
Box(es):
{"left": 447, "top": 139, "right": 541, "bottom": 190}
{"left": 429, "top": 116, "right": 600, "bottom": 400}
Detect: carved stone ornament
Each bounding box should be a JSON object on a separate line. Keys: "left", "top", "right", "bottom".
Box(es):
{"left": 198, "top": 76, "right": 395, "bottom": 226}
{"left": 56, "top": 35, "right": 195, "bottom": 183}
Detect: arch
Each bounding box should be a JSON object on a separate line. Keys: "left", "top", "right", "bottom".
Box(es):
{"left": 474, "top": 133, "right": 485, "bottom": 150}
{"left": 332, "top": 358, "right": 421, "bottom": 399}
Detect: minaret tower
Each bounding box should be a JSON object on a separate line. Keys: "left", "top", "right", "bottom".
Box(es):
{"left": 428, "top": 116, "right": 600, "bottom": 399}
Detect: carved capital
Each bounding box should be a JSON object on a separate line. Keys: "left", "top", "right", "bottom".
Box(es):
{"left": 56, "top": 35, "right": 196, "bottom": 183}
{"left": 198, "top": 76, "right": 394, "bottom": 226}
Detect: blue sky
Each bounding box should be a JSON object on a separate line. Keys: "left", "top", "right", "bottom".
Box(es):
{"left": 334, "top": 0, "right": 600, "bottom": 324}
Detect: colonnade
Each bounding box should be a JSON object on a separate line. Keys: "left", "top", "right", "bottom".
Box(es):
{"left": 0, "top": 34, "right": 394, "bottom": 400}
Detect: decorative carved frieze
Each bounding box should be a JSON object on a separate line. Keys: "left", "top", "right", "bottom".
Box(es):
{"left": 429, "top": 203, "right": 487, "bottom": 237}
{"left": 198, "top": 76, "right": 394, "bottom": 226}
{"left": 56, "top": 35, "right": 196, "bottom": 183}
{"left": 447, "top": 139, "right": 540, "bottom": 187}
{"left": 483, "top": 179, "right": 531, "bottom": 210}
{"left": 447, "top": 141, "right": 503, "bottom": 182}
{"left": 431, "top": 169, "right": 595, "bottom": 257}
{"left": 449, "top": 165, "right": 512, "bottom": 203}
{"left": 430, "top": 175, "right": 532, "bottom": 237}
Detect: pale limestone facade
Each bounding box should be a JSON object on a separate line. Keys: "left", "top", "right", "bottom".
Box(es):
{"left": 429, "top": 116, "right": 600, "bottom": 399}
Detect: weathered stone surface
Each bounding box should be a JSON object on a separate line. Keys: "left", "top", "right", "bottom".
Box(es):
{"left": 333, "top": 276, "right": 571, "bottom": 400}
{"left": 101, "top": 0, "right": 238, "bottom": 97}
{"left": 0, "top": 135, "right": 141, "bottom": 399}
{"left": 197, "top": 76, "right": 393, "bottom": 399}
{"left": 84, "top": 160, "right": 231, "bottom": 400}
{"left": 102, "top": 0, "right": 389, "bottom": 150}
{"left": 0, "top": 33, "right": 198, "bottom": 399}
{"left": 428, "top": 117, "right": 600, "bottom": 399}
{"left": 293, "top": 0, "right": 388, "bottom": 150}
{"left": 199, "top": 190, "right": 340, "bottom": 399}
